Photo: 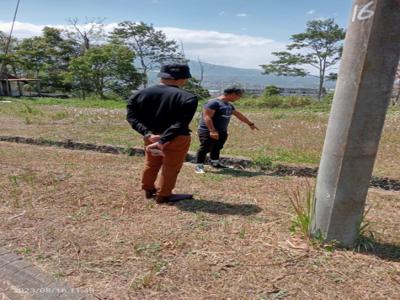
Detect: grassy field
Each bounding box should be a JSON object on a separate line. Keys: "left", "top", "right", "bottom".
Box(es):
{"left": 0, "top": 97, "right": 399, "bottom": 178}
{"left": 0, "top": 142, "right": 399, "bottom": 299}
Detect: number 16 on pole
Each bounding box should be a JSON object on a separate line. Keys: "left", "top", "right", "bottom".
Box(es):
{"left": 352, "top": 1, "right": 375, "bottom": 22}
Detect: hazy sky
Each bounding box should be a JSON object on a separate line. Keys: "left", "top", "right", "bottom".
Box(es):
{"left": 0, "top": 0, "right": 353, "bottom": 69}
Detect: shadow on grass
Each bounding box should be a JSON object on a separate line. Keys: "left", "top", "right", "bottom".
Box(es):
{"left": 171, "top": 198, "right": 262, "bottom": 216}
{"left": 210, "top": 168, "right": 265, "bottom": 177}
{"left": 354, "top": 239, "right": 400, "bottom": 262}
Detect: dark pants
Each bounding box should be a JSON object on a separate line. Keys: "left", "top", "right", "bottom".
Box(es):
{"left": 196, "top": 130, "right": 228, "bottom": 164}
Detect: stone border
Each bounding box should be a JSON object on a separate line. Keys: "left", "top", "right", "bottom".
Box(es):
{"left": 0, "top": 249, "right": 95, "bottom": 300}
{"left": 0, "top": 135, "right": 252, "bottom": 168}
{"left": 0, "top": 135, "right": 399, "bottom": 191}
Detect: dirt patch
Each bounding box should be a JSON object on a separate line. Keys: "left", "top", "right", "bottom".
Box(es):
{"left": 0, "top": 142, "right": 399, "bottom": 299}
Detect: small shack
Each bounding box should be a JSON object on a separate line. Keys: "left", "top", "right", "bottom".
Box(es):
{"left": 0, "top": 73, "right": 40, "bottom": 97}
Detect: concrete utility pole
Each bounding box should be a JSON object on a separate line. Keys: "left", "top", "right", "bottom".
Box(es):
{"left": 311, "top": 0, "right": 400, "bottom": 247}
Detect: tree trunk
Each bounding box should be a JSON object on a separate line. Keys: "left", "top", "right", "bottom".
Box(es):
{"left": 99, "top": 78, "right": 105, "bottom": 99}
{"left": 12, "top": 66, "right": 22, "bottom": 96}
{"left": 142, "top": 69, "right": 148, "bottom": 88}
{"left": 318, "top": 65, "right": 326, "bottom": 101}
{"left": 318, "top": 76, "right": 324, "bottom": 100}
{"left": 198, "top": 58, "right": 204, "bottom": 85}
{"left": 394, "top": 89, "right": 400, "bottom": 105}
{"left": 37, "top": 81, "right": 41, "bottom": 96}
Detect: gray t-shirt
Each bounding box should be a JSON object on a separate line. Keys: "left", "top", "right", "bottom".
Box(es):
{"left": 198, "top": 98, "right": 235, "bottom": 133}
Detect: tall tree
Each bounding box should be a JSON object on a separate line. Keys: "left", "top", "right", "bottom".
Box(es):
{"left": 261, "top": 18, "right": 345, "bottom": 99}
{"left": 14, "top": 36, "right": 47, "bottom": 79}
{"left": 66, "top": 17, "right": 106, "bottom": 54}
{"left": 0, "top": 30, "right": 18, "bottom": 75}
{"left": 183, "top": 77, "right": 210, "bottom": 100}
{"left": 0, "top": 31, "right": 8, "bottom": 53}
{"left": 111, "top": 21, "right": 183, "bottom": 87}
{"left": 15, "top": 27, "right": 79, "bottom": 91}
{"left": 66, "top": 44, "right": 141, "bottom": 98}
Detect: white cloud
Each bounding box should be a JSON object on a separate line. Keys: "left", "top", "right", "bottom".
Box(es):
{"left": 160, "top": 27, "right": 285, "bottom": 69}
{"left": 236, "top": 13, "right": 247, "bottom": 17}
{"left": 307, "top": 10, "right": 316, "bottom": 15}
{"left": 0, "top": 21, "right": 286, "bottom": 69}
{"left": 218, "top": 11, "right": 225, "bottom": 16}
{"left": 0, "top": 21, "right": 45, "bottom": 38}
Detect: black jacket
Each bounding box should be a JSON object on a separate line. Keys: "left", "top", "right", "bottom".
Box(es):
{"left": 127, "top": 84, "right": 198, "bottom": 144}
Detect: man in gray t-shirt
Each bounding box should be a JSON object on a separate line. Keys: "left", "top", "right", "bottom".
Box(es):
{"left": 195, "top": 86, "right": 259, "bottom": 173}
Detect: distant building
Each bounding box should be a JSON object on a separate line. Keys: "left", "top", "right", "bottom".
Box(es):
{"left": 208, "top": 86, "right": 324, "bottom": 98}
{"left": 278, "top": 87, "right": 323, "bottom": 98}
{"left": 243, "top": 88, "right": 264, "bottom": 96}
{"left": 207, "top": 89, "right": 220, "bottom": 97}
{"left": 245, "top": 87, "right": 323, "bottom": 98}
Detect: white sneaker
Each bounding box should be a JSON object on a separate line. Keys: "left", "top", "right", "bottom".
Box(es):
{"left": 195, "top": 164, "right": 205, "bottom": 174}
{"left": 210, "top": 160, "right": 227, "bottom": 169}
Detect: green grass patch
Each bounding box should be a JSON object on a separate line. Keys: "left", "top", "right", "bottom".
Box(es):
{"left": 272, "top": 147, "right": 319, "bottom": 164}
{"left": 2, "top": 97, "right": 127, "bottom": 109}
{"left": 288, "top": 182, "right": 314, "bottom": 238}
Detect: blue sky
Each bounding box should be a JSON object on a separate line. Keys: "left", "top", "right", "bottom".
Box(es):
{"left": 0, "top": 0, "right": 353, "bottom": 69}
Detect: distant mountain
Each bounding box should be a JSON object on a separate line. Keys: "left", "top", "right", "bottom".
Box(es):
{"left": 148, "top": 61, "right": 336, "bottom": 91}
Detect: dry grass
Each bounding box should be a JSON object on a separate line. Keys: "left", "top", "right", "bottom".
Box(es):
{"left": 0, "top": 142, "right": 399, "bottom": 299}
{"left": 1, "top": 101, "right": 399, "bottom": 178}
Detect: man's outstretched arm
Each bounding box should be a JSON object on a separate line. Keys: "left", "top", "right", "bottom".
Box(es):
{"left": 232, "top": 110, "right": 259, "bottom": 130}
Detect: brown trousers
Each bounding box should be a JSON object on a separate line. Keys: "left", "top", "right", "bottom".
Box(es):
{"left": 141, "top": 135, "right": 191, "bottom": 197}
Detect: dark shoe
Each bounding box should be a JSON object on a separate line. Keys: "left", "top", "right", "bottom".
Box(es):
{"left": 156, "top": 193, "right": 193, "bottom": 204}
{"left": 144, "top": 188, "right": 157, "bottom": 199}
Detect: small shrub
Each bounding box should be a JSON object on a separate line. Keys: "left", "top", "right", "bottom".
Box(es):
{"left": 263, "top": 85, "right": 281, "bottom": 96}
{"left": 262, "top": 95, "right": 284, "bottom": 108}
{"left": 354, "top": 207, "right": 378, "bottom": 252}
{"left": 322, "top": 92, "right": 334, "bottom": 103}
{"left": 288, "top": 181, "right": 314, "bottom": 238}
{"left": 252, "top": 155, "right": 273, "bottom": 169}
{"left": 285, "top": 96, "right": 312, "bottom": 108}
{"left": 288, "top": 184, "right": 378, "bottom": 252}
{"left": 16, "top": 247, "right": 32, "bottom": 255}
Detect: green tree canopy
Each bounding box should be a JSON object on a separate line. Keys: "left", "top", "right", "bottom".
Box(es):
{"left": 0, "top": 31, "right": 8, "bottom": 53}
{"left": 111, "top": 21, "right": 184, "bottom": 87}
{"left": 183, "top": 77, "right": 210, "bottom": 100}
{"left": 264, "top": 85, "right": 281, "bottom": 97}
{"left": 15, "top": 27, "right": 79, "bottom": 91}
{"left": 66, "top": 43, "right": 142, "bottom": 98}
{"left": 0, "top": 30, "right": 19, "bottom": 76}
{"left": 261, "top": 18, "right": 345, "bottom": 99}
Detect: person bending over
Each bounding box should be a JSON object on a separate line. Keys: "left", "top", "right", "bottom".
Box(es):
{"left": 195, "top": 86, "right": 258, "bottom": 174}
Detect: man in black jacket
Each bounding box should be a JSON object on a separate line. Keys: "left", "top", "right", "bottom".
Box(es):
{"left": 127, "top": 63, "right": 198, "bottom": 203}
